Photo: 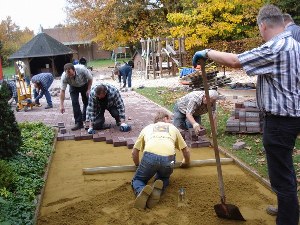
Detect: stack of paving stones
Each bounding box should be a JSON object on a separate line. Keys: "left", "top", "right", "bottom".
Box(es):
{"left": 226, "top": 100, "right": 263, "bottom": 133}
{"left": 180, "top": 127, "right": 211, "bottom": 148}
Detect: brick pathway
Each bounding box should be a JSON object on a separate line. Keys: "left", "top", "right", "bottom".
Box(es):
{"left": 13, "top": 71, "right": 211, "bottom": 148}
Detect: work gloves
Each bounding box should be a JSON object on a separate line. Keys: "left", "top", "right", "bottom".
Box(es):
{"left": 192, "top": 49, "right": 210, "bottom": 67}
{"left": 88, "top": 127, "right": 95, "bottom": 134}
{"left": 192, "top": 122, "right": 201, "bottom": 135}
{"left": 120, "top": 123, "right": 131, "bottom": 132}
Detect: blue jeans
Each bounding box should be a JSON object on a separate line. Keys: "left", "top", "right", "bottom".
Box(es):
{"left": 33, "top": 77, "right": 53, "bottom": 106}
{"left": 173, "top": 103, "right": 201, "bottom": 130}
{"left": 263, "top": 115, "right": 300, "bottom": 225}
{"left": 132, "top": 152, "right": 175, "bottom": 195}
{"left": 93, "top": 105, "right": 121, "bottom": 130}
{"left": 69, "top": 83, "right": 89, "bottom": 124}
{"left": 123, "top": 73, "right": 132, "bottom": 88}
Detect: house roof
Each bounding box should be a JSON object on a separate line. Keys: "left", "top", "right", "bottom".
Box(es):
{"left": 43, "top": 27, "right": 92, "bottom": 45}
{"left": 9, "top": 32, "right": 76, "bottom": 59}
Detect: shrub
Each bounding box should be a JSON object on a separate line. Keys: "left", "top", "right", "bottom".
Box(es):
{"left": 0, "top": 160, "right": 16, "bottom": 190}
{"left": 0, "top": 82, "right": 22, "bottom": 158}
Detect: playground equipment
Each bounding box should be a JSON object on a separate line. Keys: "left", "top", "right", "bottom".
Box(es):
{"left": 140, "top": 37, "right": 186, "bottom": 79}
{"left": 15, "top": 61, "right": 35, "bottom": 112}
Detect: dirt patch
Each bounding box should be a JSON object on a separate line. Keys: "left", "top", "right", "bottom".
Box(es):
{"left": 37, "top": 140, "right": 276, "bottom": 225}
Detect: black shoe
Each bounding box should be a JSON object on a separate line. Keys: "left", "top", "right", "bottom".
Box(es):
{"left": 45, "top": 105, "right": 53, "bottom": 109}
{"left": 102, "top": 124, "right": 111, "bottom": 130}
{"left": 116, "top": 121, "right": 121, "bottom": 126}
{"left": 71, "top": 123, "right": 84, "bottom": 131}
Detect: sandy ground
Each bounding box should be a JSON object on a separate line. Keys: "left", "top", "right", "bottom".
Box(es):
{"left": 37, "top": 140, "right": 276, "bottom": 225}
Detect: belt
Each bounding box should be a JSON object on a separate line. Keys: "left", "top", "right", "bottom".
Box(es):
{"left": 144, "top": 151, "right": 175, "bottom": 160}
{"left": 264, "top": 112, "right": 294, "bottom": 118}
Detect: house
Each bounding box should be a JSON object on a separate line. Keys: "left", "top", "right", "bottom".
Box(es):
{"left": 43, "top": 27, "right": 111, "bottom": 62}
{"left": 9, "top": 32, "right": 75, "bottom": 77}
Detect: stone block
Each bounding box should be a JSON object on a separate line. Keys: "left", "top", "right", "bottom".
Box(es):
{"left": 245, "top": 112, "right": 260, "bottom": 118}
{"left": 93, "top": 133, "right": 106, "bottom": 142}
{"left": 246, "top": 127, "right": 261, "bottom": 133}
{"left": 225, "top": 126, "right": 240, "bottom": 132}
{"left": 246, "top": 121, "right": 260, "bottom": 127}
{"left": 57, "top": 122, "right": 65, "bottom": 128}
{"left": 244, "top": 100, "right": 257, "bottom": 108}
{"left": 127, "top": 139, "right": 135, "bottom": 149}
{"left": 60, "top": 128, "right": 67, "bottom": 134}
{"left": 233, "top": 141, "right": 246, "bottom": 150}
{"left": 235, "top": 102, "right": 244, "bottom": 108}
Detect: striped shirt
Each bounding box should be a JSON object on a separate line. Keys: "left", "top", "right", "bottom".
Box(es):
{"left": 238, "top": 31, "right": 300, "bottom": 117}
{"left": 86, "top": 84, "right": 125, "bottom": 122}
{"left": 7, "top": 80, "right": 17, "bottom": 98}
{"left": 286, "top": 23, "right": 300, "bottom": 42}
{"left": 31, "top": 73, "right": 54, "bottom": 100}
{"left": 176, "top": 91, "right": 216, "bottom": 116}
{"left": 60, "top": 65, "right": 92, "bottom": 90}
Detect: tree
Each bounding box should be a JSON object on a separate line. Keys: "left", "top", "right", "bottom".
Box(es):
{"left": 271, "top": 0, "right": 300, "bottom": 23}
{"left": 0, "top": 81, "right": 22, "bottom": 158}
{"left": 0, "top": 17, "right": 33, "bottom": 66}
{"left": 66, "top": 0, "right": 172, "bottom": 52}
{"left": 167, "top": 0, "right": 263, "bottom": 50}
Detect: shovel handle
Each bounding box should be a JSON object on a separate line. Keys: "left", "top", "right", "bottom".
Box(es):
{"left": 199, "top": 59, "right": 226, "bottom": 203}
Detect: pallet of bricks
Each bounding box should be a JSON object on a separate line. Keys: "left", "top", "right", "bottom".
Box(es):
{"left": 179, "top": 69, "right": 231, "bottom": 90}
{"left": 226, "top": 100, "right": 263, "bottom": 134}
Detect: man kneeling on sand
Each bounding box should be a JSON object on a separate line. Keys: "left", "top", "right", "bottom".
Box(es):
{"left": 131, "top": 111, "right": 190, "bottom": 209}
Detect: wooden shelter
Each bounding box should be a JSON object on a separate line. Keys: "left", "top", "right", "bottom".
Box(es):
{"left": 9, "top": 32, "right": 76, "bottom": 77}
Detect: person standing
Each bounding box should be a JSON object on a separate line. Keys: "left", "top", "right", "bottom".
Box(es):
{"left": 192, "top": 4, "right": 300, "bottom": 225}
{"left": 173, "top": 90, "right": 219, "bottom": 135}
{"left": 60, "top": 63, "right": 93, "bottom": 131}
{"left": 119, "top": 60, "right": 134, "bottom": 91}
{"left": 131, "top": 111, "right": 190, "bottom": 209}
{"left": 86, "top": 83, "right": 127, "bottom": 132}
{"left": 31, "top": 73, "right": 54, "bottom": 109}
{"left": 283, "top": 13, "right": 300, "bottom": 42}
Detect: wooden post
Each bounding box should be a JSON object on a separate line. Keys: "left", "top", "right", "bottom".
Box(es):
{"left": 157, "top": 37, "right": 163, "bottom": 78}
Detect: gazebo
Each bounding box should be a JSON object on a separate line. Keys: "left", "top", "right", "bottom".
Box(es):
{"left": 9, "top": 32, "right": 76, "bottom": 77}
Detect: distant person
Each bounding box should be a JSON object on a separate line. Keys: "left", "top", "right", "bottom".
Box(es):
{"left": 31, "top": 73, "right": 54, "bottom": 109}
{"left": 116, "top": 60, "right": 134, "bottom": 91}
{"left": 79, "top": 57, "right": 87, "bottom": 66}
{"left": 173, "top": 90, "right": 219, "bottom": 135}
{"left": 60, "top": 63, "right": 93, "bottom": 131}
{"left": 86, "top": 83, "right": 127, "bottom": 133}
{"left": 131, "top": 111, "right": 190, "bottom": 209}
{"left": 283, "top": 13, "right": 300, "bottom": 42}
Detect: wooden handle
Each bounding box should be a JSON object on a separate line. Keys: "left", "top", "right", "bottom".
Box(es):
{"left": 82, "top": 158, "right": 233, "bottom": 175}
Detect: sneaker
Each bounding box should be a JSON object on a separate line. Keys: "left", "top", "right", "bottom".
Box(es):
{"left": 45, "top": 105, "right": 53, "bottom": 109}
{"left": 146, "top": 179, "right": 163, "bottom": 209}
{"left": 35, "top": 103, "right": 42, "bottom": 107}
{"left": 266, "top": 205, "right": 277, "bottom": 216}
{"left": 71, "top": 123, "right": 84, "bottom": 131}
{"left": 134, "top": 185, "right": 153, "bottom": 209}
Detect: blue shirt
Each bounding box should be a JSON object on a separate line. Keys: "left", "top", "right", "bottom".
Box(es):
{"left": 238, "top": 31, "right": 300, "bottom": 117}
{"left": 86, "top": 84, "right": 126, "bottom": 122}
{"left": 31, "top": 73, "right": 54, "bottom": 100}
{"left": 119, "top": 64, "right": 132, "bottom": 77}
{"left": 285, "top": 23, "right": 300, "bottom": 42}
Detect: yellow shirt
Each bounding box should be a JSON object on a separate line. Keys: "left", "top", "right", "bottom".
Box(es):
{"left": 133, "top": 122, "right": 187, "bottom": 156}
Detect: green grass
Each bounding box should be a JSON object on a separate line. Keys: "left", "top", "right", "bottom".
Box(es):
{"left": 136, "top": 87, "right": 300, "bottom": 181}
{"left": 2, "top": 67, "right": 15, "bottom": 79}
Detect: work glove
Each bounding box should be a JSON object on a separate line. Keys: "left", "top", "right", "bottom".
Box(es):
{"left": 120, "top": 123, "right": 131, "bottom": 132}
{"left": 192, "top": 122, "right": 201, "bottom": 135}
{"left": 192, "top": 49, "right": 209, "bottom": 68}
{"left": 88, "top": 127, "right": 95, "bottom": 134}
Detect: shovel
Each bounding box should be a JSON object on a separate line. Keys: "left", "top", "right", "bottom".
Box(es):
{"left": 199, "top": 59, "right": 245, "bottom": 221}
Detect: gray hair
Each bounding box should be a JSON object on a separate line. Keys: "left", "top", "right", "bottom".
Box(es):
{"left": 257, "top": 4, "right": 284, "bottom": 27}
{"left": 283, "top": 13, "right": 294, "bottom": 23}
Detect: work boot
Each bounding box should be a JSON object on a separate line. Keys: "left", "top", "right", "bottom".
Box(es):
{"left": 266, "top": 205, "right": 277, "bottom": 216}
{"left": 146, "top": 179, "right": 163, "bottom": 209}
{"left": 45, "top": 105, "right": 53, "bottom": 109}
{"left": 71, "top": 123, "right": 84, "bottom": 131}
{"left": 134, "top": 185, "right": 153, "bottom": 209}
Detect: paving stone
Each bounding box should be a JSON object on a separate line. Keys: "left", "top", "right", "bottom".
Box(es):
{"left": 233, "top": 141, "right": 246, "bottom": 150}
{"left": 126, "top": 139, "right": 135, "bottom": 149}
{"left": 60, "top": 128, "right": 67, "bottom": 134}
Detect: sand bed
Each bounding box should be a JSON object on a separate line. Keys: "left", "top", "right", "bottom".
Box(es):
{"left": 37, "top": 140, "right": 276, "bottom": 225}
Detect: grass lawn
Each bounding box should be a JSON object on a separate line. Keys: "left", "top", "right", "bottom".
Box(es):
{"left": 135, "top": 86, "right": 300, "bottom": 182}
{"left": 1, "top": 58, "right": 132, "bottom": 79}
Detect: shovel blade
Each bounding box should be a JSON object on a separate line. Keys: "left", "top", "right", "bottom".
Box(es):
{"left": 214, "top": 203, "right": 246, "bottom": 221}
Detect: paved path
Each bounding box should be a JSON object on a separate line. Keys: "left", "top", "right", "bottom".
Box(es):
{"left": 13, "top": 70, "right": 176, "bottom": 147}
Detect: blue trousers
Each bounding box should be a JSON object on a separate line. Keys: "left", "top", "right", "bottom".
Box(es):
{"left": 132, "top": 152, "right": 175, "bottom": 196}
{"left": 69, "top": 83, "right": 89, "bottom": 124}
{"left": 173, "top": 103, "right": 201, "bottom": 130}
{"left": 263, "top": 114, "right": 300, "bottom": 225}
{"left": 93, "top": 105, "right": 121, "bottom": 130}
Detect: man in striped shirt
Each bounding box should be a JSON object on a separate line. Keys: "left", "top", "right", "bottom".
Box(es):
{"left": 192, "top": 4, "right": 300, "bottom": 225}
{"left": 173, "top": 90, "right": 218, "bottom": 135}
{"left": 86, "top": 84, "right": 126, "bottom": 131}
{"left": 31, "top": 73, "right": 54, "bottom": 109}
